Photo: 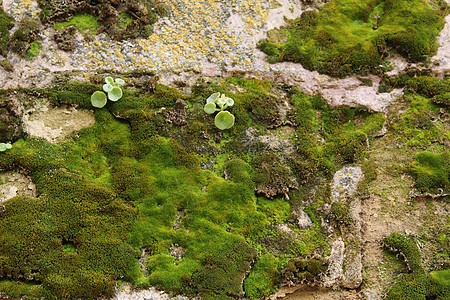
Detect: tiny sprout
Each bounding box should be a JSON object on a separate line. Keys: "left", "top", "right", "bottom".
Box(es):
{"left": 91, "top": 77, "right": 125, "bottom": 108}
{"left": 0, "top": 142, "right": 12, "bottom": 152}
{"left": 203, "top": 92, "right": 235, "bottom": 130}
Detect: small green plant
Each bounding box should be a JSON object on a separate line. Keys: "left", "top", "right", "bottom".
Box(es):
{"left": 25, "top": 40, "right": 42, "bottom": 60}
{"left": 0, "top": 142, "right": 12, "bottom": 152}
{"left": 91, "top": 77, "right": 125, "bottom": 108}
{"left": 203, "top": 92, "right": 235, "bottom": 130}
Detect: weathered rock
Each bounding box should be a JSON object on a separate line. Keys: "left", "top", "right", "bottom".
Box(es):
{"left": 322, "top": 238, "right": 345, "bottom": 288}
{"left": 22, "top": 102, "right": 95, "bottom": 143}
{"left": 0, "top": 171, "right": 36, "bottom": 204}
{"left": 112, "top": 283, "right": 190, "bottom": 300}
{"left": 342, "top": 248, "right": 363, "bottom": 289}
{"left": 331, "top": 166, "right": 364, "bottom": 203}
{"left": 291, "top": 207, "right": 313, "bottom": 229}
{"left": 169, "top": 244, "right": 185, "bottom": 260}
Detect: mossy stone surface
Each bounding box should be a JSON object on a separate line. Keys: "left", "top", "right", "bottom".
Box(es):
{"left": 259, "top": 0, "right": 449, "bottom": 77}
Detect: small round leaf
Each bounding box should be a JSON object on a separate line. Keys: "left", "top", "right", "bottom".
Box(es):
{"left": 115, "top": 78, "right": 125, "bottom": 85}
{"left": 108, "top": 87, "right": 123, "bottom": 101}
{"left": 226, "top": 97, "right": 234, "bottom": 106}
{"left": 204, "top": 102, "right": 217, "bottom": 114}
{"left": 206, "top": 92, "right": 220, "bottom": 104}
{"left": 91, "top": 91, "right": 107, "bottom": 108}
{"left": 105, "top": 77, "right": 114, "bottom": 84}
{"left": 217, "top": 94, "right": 227, "bottom": 105}
{"left": 103, "top": 83, "right": 113, "bottom": 92}
{"left": 0, "top": 143, "right": 6, "bottom": 151}
{"left": 5, "top": 143, "right": 12, "bottom": 149}
{"left": 215, "top": 111, "right": 235, "bottom": 130}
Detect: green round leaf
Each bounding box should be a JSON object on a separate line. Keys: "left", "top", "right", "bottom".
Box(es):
{"left": 91, "top": 91, "right": 107, "bottom": 108}
{"left": 215, "top": 111, "right": 235, "bottom": 130}
{"left": 105, "top": 76, "right": 114, "bottom": 84}
{"left": 108, "top": 87, "right": 123, "bottom": 101}
{"left": 226, "top": 97, "right": 234, "bottom": 106}
{"left": 206, "top": 92, "right": 220, "bottom": 104}
{"left": 0, "top": 143, "right": 6, "bottom": 151}
{"left": 5, "top": 143, "right": 12, "bottom": 149}
{"left": 115, "top": 78, "right": 125, "bottom": 85}
{"left": 204, "top": 102, "right": 217, "bottom": 114}
{"left": 103, "top": 83, "right": 113, "bottom": 92}
{"left": 217, "top": 94, "right": 227, "bottom": 105}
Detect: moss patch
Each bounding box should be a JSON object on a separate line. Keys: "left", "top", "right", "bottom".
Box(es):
{"left": 53, "top": 14, "right": 99, "bottom": 35}
{"left": 259, "top": 0, "right": 448, "bottom": 77}
{"left": 384, "top": 233, "right": 450, "bottom": 300}
{"left": 38, "top": 0, "right": 170, "bottom": 40}
{"left": 0, "top": 8, "right": 14, "bottom": 57}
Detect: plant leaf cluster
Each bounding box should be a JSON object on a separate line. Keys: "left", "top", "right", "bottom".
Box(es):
{"left": 203, "top": 92, "right": 235, "bottom": 130}
{"left": 91, "top": 77, "right": 125, "bottom": 108}
{"left": 0, "top": 142, "right": 12, "bottom": 151}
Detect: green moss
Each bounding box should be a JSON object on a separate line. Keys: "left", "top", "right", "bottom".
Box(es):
{"left": 191, "top": 238, "right": 256, "bottom": 297}
{"left": 281, "top": 258, "right": 327, "bottom": 284}
{"left": 326, "top": 129, "right": 368, "bottom": 163}
{"left": 381, "top": 74, "right": 450, "bottom": 98}
{"left": 409, "top": 151, "right": 450, "bottom": 193}
{"left": 383, "top": 233, "right": 423, "bottom": 273}
{"left": 0, "top": 79, "right": 391, "bottom": 299}
{"left": 243, "top": 253, "right": 281, "bottom": 298}
{"left": 0, "top": 8, "right": 14, "bottom": 56}
{"left": 25, "top": 40, "right": 42, "bottom": 60}
{"left": 330, "top": 201, "right": 353, "bottom": 225}
{"left": 9, "top": 18, "right": 39, "bottom": 57}
{"left": 0, "top": 280, "right": 46, "bottom": 299}
{"left": 383, "top": 233, "right": 450, "bottom": 299}
{"left": 386, "top": 273, "right": 431, "bottom": 300}
{"left": 386, "top": 270, "right": 450, "bottom": 300}
{"left": 259, "top": 0, "right": 448, "bottom": 77}
{"left": 54, "top": 14, "right": 99, "bottom": 35}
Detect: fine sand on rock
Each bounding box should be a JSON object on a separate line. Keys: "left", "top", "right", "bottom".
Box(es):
{"left": 111, "top": 284, "right": 189, "bottom": 300}
{"left": 0, "top": 171, "right": 36, "bottom": 204}
{"left": 22, "top": 103, "right": 95, "bottom": 143}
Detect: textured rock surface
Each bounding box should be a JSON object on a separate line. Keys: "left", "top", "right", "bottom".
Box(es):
{"left": 112, "top": 284, "right": 190, "bottom": 300}
{"left": 331, "top": 166, "right": 364, "bottom": 203}
{"left": 22, "top": 102, "right": 95, "bottom": 143}
{"left": 322, "top": 239, "right": 345, "bottom": 288}
{"left": 0, "top": 171, "right": 36, "bottom": 204}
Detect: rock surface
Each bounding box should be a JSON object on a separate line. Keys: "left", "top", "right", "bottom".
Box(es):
{"left": 331, "top": 166, "right": 364, "bottom": 203}
{"left": 112, "top": 284, "right": 190, "bottom": 300}
{"left": 0, "top": 171, "right": 36, "bottom": 204}
{"left": 22, "top": 102, "right": 95, "bottom": 143}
